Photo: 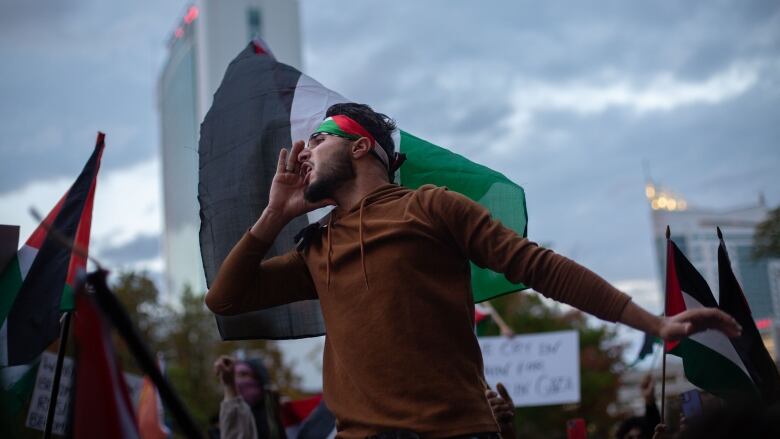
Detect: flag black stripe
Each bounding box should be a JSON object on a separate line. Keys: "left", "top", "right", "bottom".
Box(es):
{"left": 672, "top": 241, "right": 718, "bottom": 307}
{"left": 199, "top": 43, "right": 324, "bottom": 340}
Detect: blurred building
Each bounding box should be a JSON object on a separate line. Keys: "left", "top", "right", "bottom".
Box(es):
{"left": 645, "top": 181, "right": 780, "bottom": 361}
{"left": 157, "top": 0, "right": 302, "bottom": 295}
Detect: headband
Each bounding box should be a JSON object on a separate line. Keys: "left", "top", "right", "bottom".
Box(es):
{"left": 310, "top": 115, "right": 391, "bottom": 169}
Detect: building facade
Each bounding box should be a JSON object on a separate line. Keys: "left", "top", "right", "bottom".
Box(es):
{"left": 158, "top": 0, "right": 302, "bottom": 295}
{"left": 646, "top": 182, "right": 780, "bottom": 360}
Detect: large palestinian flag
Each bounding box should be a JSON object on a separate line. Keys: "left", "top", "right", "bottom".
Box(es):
{"left": 665, "top": 233, "right": 760, "bottom": 401}
{"left": 0, "top": 133, "right": 104, "bottom": 366}
{"left": 199, "top": 39, "right": 528, "bottom": 340}
{"left": 717, "top": 228, "right": 780, "bottom": 405}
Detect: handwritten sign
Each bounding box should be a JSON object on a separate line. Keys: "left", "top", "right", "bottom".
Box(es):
{"left": 25, "top": 352, "right": 144, "bottom": 435}
{"left": 479, "top": 330, "right": 580, "bottom": 407}
{"left": 26, "top": 352, "right": 73, "bottom": 435}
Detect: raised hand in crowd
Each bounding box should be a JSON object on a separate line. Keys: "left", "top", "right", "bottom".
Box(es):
{"left": 214, "top": 355, "right": 239, "bottom": 399}
{"left": 486, "top": 382, "right": 516, "bottom": 439}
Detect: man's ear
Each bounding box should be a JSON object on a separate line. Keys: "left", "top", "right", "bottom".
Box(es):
{"left": 351, "top": 137, "right": 374, "bottom": 159}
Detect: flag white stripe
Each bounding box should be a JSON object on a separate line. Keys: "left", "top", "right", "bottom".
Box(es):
{"left": 18, "top": 245, "right": 37, "bottom": 280}
{"left": 681, "top": 290, "right": 753, "bottom": 382}
{"left": 289, "top": 74, "right": 349, "bottom": 146}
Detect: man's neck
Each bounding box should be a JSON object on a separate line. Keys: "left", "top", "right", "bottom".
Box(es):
{"left": 333, "top": 171, "right": 389, "bottom": 210}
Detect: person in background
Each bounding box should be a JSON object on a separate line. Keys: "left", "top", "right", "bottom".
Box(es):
{"left": 214, "top": 355, "right": 285, "bottom": 439}
{"left": 616, "top": 374, "right": 660, "bottom": 439}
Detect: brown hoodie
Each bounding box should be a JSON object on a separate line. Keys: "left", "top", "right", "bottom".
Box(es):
{"left": 207, "top": 184, "right": 631, "bottom": 438}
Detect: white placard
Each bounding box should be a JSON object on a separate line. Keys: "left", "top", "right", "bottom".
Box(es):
{"left": 25, "top": 351, "right": 144, "bottom": 435}
{"left": 26, "top": 351, "right": 73, "bottom": 435}
{"left": 479, "top": 330, "right": 580, "bottom": 407}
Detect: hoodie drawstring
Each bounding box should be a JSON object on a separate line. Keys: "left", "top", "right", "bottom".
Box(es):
{"left": 358, "top": 197, "right": 370, "bottom": 291}
{"left": 326, "top": 214, "right": 333, "bottom": 293}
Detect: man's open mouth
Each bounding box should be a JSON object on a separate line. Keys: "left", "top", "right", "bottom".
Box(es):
{"left": 300, "top": 163, "right": 313, "bottom": 183}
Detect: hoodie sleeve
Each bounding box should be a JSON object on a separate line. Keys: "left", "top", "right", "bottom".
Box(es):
{"left": 425, "top": 186, "right": 631, "bottom": 323}
{"left": 205, "top": 231, "right": 318, "bottom": 315}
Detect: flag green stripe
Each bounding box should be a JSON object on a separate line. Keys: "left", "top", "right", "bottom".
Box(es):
{"left": 670, "top": 338, "right": 760, "bottom": 401}
{"left": 398, "top": 131, "right": 529, "bottom": 302}
{"left": 60, "top": 283, "right": 75, "bottom": 311}
{"left": 399, "top": 131, "right": 516, "bottom": 201}
{"left": 0, "top": 256, "right": 23, "bottom": 324}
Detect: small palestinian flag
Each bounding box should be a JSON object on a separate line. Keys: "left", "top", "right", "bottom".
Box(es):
{"left": 0, "top": 133, "right": 104, "bottom": 366}
{"left": 664, "top": 228, "right": 759, "bottom": 401}
{"left": 717, "top": 227, "right": 780, "bottom": 405}
{"left": 72, "top": 284, "right": 139, "bottom": 438}
{"left": 199, "top": 38, "right": 528, "bottom": 340}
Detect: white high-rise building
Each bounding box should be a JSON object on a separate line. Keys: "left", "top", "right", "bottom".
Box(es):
{"left": 158, "top": 0, "right": 302, "bottom": 295}
{"left": 645, "top": 182, "right": 780, "bottom": 360}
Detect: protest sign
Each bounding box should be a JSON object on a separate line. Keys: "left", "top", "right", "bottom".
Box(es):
{"left": 479, "top": 330, "right": 580, "bottom": 407}
{"left": 25, "top": 351, "right": 143, "bottom": 435}
{"left": 25, "top": 352, "right": 73, "bottom": 435}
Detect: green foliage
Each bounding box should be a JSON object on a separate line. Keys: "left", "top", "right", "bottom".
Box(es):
{"left": 483, "top": 293, "right": 627, "bottom": 439}
{"left": 754, "top": 205, "right": 780, "bottom": 259}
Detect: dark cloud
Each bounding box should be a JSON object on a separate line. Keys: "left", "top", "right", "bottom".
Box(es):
{"left": 0, "top": 0, "right": 83, "bottom": 30}
{"left": 0, "top": 0, "right": 186, "bottom": 194}
{"left": 97, "top": 234, "right": 161, "bottom": 265}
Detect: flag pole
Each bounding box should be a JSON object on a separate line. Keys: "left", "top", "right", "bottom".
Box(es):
{"left": 43, "top": 310, "right": 73, "bottom": 439}
{"left": 661, "top": 225, "right": 670, "bottom": 425}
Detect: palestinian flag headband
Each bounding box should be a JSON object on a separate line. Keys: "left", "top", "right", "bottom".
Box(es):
{"left": 310, "top": 115, "right": 391, "bottom": 169}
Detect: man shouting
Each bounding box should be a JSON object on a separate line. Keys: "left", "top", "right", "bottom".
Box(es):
{"left": 206, "top": 103, "right": 740, "bottom": 439}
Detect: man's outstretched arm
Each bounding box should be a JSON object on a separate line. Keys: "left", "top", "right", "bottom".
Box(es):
{"left": 618, "top": 301, "right": 741, "bottom": 340}
{"left": 205, "top": 142, "right": 334, "bottom": 315}
{"left": 428, "top": 187, "right": 742, "bottom": 340}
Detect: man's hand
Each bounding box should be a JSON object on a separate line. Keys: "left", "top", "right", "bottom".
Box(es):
{"left": 486, "top": 383, "right": 516, "bottom": 439}
{"left": 214, "top": 355, "right": 238, "bottom": 399}
{"left": 267, "top": 141, "right": 334, "bottom": 222}
{"left": 652, "top": 423, "right": 668, "bottom": 439}
{"left": 251, "top": 141, "right": 335, "bottom": 240}
{"left": 658, "top": 308, "right": 741, "bottom": 340}
{"left": 619, "top": 302, "right": 741, "bottom": 341}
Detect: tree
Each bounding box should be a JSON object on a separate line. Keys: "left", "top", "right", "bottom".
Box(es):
{"left": 112, "top": 271, "right": 172, "bottom": 375}
{"left": 482, "top": 292, "right": 627, "bottom": 439}
{"left": 754, "top": 205, "right": 780, "bottom": 259}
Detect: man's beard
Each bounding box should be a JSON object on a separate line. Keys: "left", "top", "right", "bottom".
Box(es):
{"left": 303, "top": 147, "right": 355, "bottom": 203}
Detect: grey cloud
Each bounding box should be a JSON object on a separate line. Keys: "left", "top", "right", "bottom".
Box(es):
{"left": 0, "top": 0, "right": 84, "bottom": 30}
{"left": 0, "top": 0, "right": 186, "bottom": 194}
{"left": 97, "top": 234, "right": 161, "bottom": 266}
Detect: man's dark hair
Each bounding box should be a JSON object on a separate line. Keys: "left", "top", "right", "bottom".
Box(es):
{"left": 325, "top": 103, "right": 397, "bottom": 179}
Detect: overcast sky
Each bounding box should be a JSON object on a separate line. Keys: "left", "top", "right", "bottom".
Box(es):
{"left": 2, "top": 0, "right": 779, "bottom": 387}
